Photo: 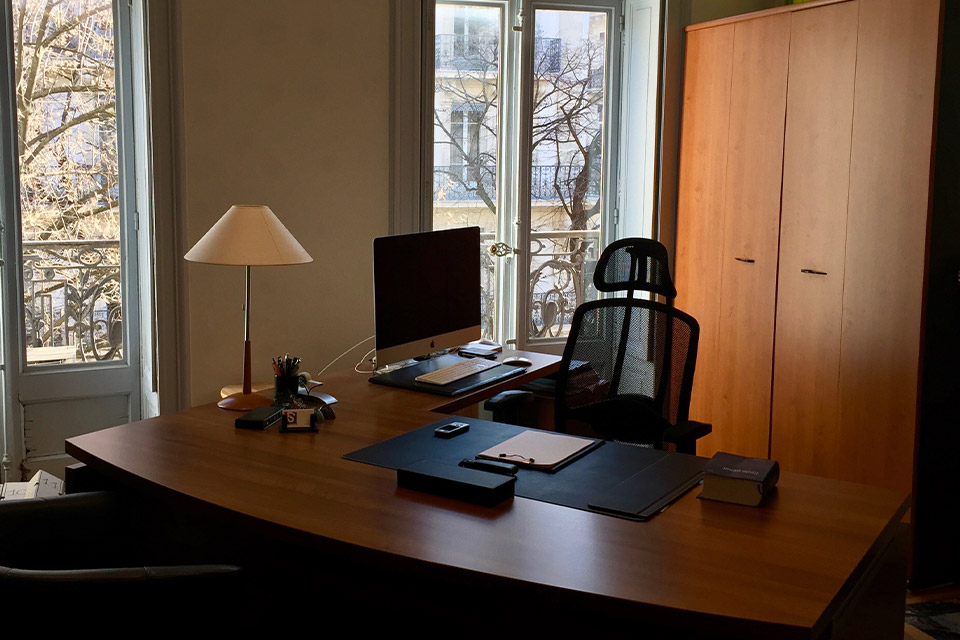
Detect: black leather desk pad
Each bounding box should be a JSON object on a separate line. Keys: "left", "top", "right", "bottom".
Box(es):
{"left": 368, "top": 354, "right": 525, "bottom": 397}
{"left": 343, "top": 417, "right": 708, "bottom": 520}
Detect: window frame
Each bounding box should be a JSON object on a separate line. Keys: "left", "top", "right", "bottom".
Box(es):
{"left": 0, "top": 0, "right": 160, "bottom": 481}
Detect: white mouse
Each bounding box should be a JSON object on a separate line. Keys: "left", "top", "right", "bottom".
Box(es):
{"left": 502, "top": 356, "right": 532, "bottom": 367}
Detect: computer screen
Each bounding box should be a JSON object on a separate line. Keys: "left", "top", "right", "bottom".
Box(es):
{"left": 373, "top": 226, "right": 481, "bottom": 367}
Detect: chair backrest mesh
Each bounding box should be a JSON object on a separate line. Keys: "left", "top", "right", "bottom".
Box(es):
{"left": 556, "top": 298, "right": 698, "bottom": 445}
{"left": 594, "top": 238, "right": 677, "bottom": 299}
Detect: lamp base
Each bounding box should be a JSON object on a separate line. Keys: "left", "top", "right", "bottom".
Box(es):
{"left": 218, "top": 392, "right": 273, "bottom": 411}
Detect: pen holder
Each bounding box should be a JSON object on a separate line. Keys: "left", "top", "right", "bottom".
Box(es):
{"left": 274, "top": 375, "right": 300, "bottom": 408}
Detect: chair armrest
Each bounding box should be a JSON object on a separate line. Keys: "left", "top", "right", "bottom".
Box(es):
{"left": 484, "top": 390, "right": 535, "bottom": 426}
{"left": 484, "top": 390, "right": 534, "bottom": 410}
{"left": 663, "top": 420, "right": 712, "bottom": 455}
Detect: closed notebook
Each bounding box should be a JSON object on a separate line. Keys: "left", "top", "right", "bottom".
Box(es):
{"left": 477, "top": 430, "right": 601, "bottom": 471}
{"left": 698, "top": 452, "right": 779, "bottom": 507}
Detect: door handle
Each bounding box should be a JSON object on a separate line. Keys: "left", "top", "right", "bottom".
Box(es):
{"left": 734, "top": 257, "right": 755, "bottom": 263}
{"left": 488, "top": 242, "right": 517, "bottom": 257}
{"left": 801, "top": 269, "right": 828, "bottom": 276}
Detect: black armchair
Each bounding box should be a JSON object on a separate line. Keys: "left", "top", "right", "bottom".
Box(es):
{"left": 0, "top": 491, "right": 243, "bottom": 626}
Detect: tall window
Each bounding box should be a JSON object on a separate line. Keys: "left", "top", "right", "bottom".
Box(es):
{"left": 1, "top": 0, "right": 150, "bottom": 481}
{"left": 397, "top": 0, "right": 660, "bottom": 350}
{"left": 430, "top": 0, "right": 630, "bottom": 351}
{"left": 425, "top": 0, "right": 659, "bottom": 351}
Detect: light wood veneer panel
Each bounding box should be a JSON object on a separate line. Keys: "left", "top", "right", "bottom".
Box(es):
{"left": 840, "top": 0, "right": 940, "bottom": 493}
{"left": 711, "top": 13, "right": 791, "bottom": 459}
{"left": 771, "top": 1, "right": 858, "bottom": 478}
{"left": 674, "top": 25, "right": 734, "bottom": 446}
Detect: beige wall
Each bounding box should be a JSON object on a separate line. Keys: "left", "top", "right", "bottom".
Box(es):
{"left": 178, "top": 0, "right": 390, "bottom": 405}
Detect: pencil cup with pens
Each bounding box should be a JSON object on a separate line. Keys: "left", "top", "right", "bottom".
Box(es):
{"left": 273, "top": 354, "right": 305, "bottom": 409}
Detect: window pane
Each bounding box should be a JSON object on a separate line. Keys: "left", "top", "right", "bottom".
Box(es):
{"left": 12, "top": 0, "right": 123, "bottom": 365}
{"left": 528, "top": 9, "right": 606, "bottom": 341}
{"left": 433, "top": 3, "right": 501, "bottom": 339}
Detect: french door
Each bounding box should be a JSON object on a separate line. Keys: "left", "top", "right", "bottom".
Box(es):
{"left": 0, "top": 0, "right": 146, "bottom": 480}
{"left": 430, "top": 0, "right": 623, "bottom": 353}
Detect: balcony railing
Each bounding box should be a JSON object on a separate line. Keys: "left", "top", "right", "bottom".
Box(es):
{"left": 435, "top": 34, "right": 562, "bottom": 74}
{"left": 433, "top": 164, "right": 599, "bottom": 203}
{"left": 433, "top": 164, "right": 497, "bottom": 202}
{"left": 528, "top": 229, "right": 600, "bottom": 340}
{"left": 530, "top": 165, "right": 600, "bottom": 201}
{"left": 22, "top": 238, "right": 123, "bottom": 364}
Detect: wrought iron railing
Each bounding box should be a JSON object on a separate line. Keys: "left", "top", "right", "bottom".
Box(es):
{"left": 455, "top": 228, "right": 600, "bottom": 341}
{"left": 528, "top": 229, "right": 600, "bottom": 340}
{"left": 529, "top": 165, "right": 600, "bottom": 201}
{"left": 433, "top": 165, "right": 497, "bottom": 202}
{"left": 22, "top": 238, "right": 123, "bottom": 364}
{"left": 433, "top": 164, "right": 599, "bottom": 203}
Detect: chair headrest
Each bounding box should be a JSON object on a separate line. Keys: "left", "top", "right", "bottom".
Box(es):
{"left": 594, "top": 238, "right": 677, "bottom": 298}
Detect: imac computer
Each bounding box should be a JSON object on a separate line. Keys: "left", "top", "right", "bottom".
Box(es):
{"left": 369, "top": 226, "right": 523, "bottom": 396}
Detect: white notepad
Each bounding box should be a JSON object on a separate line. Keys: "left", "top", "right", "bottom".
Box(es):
{"left": 477, "top": 430, "right": 600, "bottom": 471}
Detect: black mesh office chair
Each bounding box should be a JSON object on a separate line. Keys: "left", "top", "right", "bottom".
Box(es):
{"left": 555, "top": 298, "right": 710, "bottom": 452}
{"left": 486, "top": 238, "right": 710, "bottom": 453}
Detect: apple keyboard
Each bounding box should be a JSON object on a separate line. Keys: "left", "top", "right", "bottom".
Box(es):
{"left": 415, "top": 358, "right": 501, "bottom": 385}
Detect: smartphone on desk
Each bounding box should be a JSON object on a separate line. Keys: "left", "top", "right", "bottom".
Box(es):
{"left": 434, "top": 422, "right": 469, "bottom": 438}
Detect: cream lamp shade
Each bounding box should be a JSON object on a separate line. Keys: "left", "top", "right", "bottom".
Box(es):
{"left": 184, "top": 205, "right": 312, "bottom": 266}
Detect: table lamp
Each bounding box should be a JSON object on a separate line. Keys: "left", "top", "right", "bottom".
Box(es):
{"left": 185, "top": 205, "right": 312, "bottom": 410}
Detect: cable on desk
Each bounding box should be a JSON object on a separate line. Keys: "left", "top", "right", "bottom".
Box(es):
{"left": 317, "top": 335, "right": 376, "bottom": 378}
{"left": 354, "top": 347, "right": 377, "bottom": 374}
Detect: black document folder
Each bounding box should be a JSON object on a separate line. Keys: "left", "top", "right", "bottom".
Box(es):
{"left": 587, "top": 454, "right": 706, "bottom": 521}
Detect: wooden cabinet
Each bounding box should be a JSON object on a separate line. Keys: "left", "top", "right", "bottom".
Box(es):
{"left": 771, "top": 1, "right": 858, "bottom": 480}
{"left": 675, "top": 0, "right": 941, "bottom": 498}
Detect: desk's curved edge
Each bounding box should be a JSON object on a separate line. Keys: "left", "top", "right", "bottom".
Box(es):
{"left": 67, "top": 427, "right": 815, "bottom": 638}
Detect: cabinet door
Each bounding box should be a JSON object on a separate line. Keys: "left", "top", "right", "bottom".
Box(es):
{"left": 674, "top": 24, "right": 734, "bottom": 435}
{"left": 841, "top": 0, "right": 940, "bottom": 494}
{"left": 708, "top": 13, "right": 791, "bottom": 459}
{"left": 770, "top": 1, "right": 858, "bottom": 477}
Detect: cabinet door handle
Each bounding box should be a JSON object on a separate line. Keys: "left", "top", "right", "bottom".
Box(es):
{"left": 801, "top": 269, "right": 828, "bottom": 276}
{"left": 735, "top": 257, "right": 755, "bottom": 263}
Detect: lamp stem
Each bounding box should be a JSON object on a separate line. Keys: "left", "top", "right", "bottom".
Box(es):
{"left": 243, "top": 265, "right": 252, "bottom": 395}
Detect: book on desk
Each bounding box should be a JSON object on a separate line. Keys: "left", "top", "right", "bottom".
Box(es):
{"left": 698, "top": 452, "right": 780, "bottom": 507}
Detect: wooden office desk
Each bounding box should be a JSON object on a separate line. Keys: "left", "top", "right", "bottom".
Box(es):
{"left": 65, "top": 351, "right": 907, "bottom": 639}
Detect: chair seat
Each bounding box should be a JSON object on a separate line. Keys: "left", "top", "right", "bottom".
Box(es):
{"left": 568, "top": 395, "right": 672, "bottom": 446}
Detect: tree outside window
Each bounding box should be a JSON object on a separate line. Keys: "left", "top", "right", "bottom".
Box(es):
{"left": 11, "top": 0, "right": 123, "bottom": 363}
